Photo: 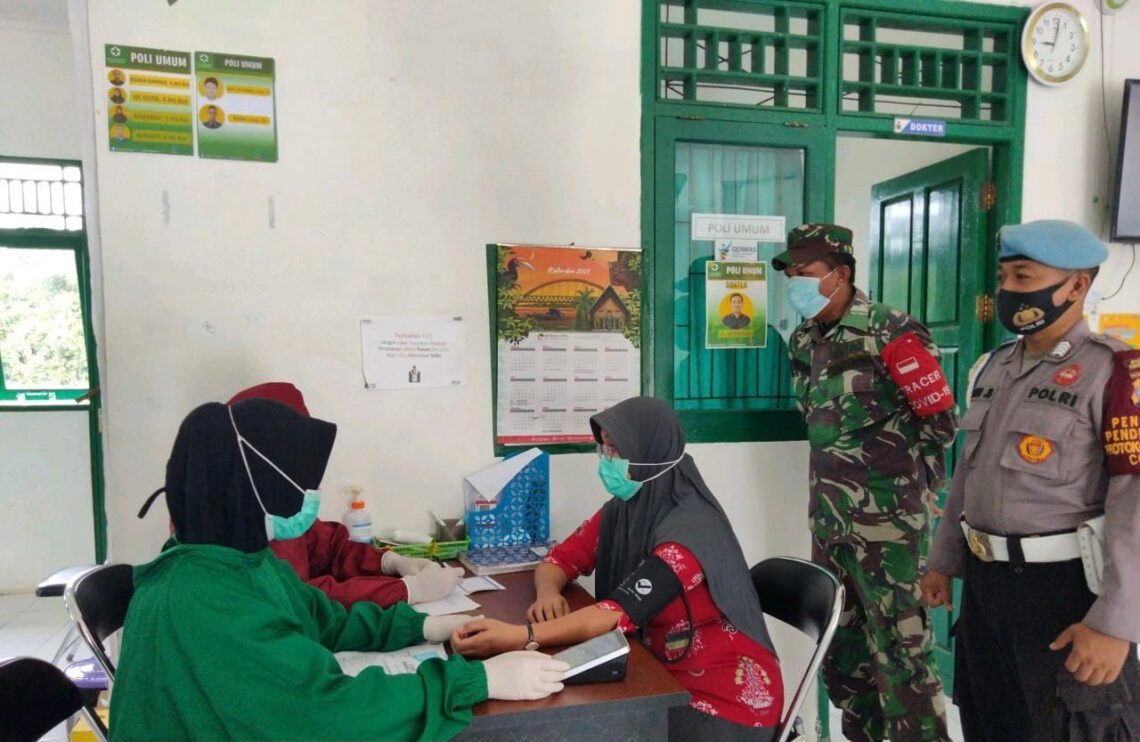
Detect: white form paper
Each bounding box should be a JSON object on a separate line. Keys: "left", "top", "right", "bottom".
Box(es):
{"left": 412, "top": 587, "right": 481, "bottom": 617}
{"left": 335, "top": 643, "right": 448, "bottom": 676}
{"left": 460, "top": 576, "right": 506, "bottom": 594}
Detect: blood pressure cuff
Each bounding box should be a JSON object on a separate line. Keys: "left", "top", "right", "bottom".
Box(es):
{"left": 607, "top": 555, "right": 683, "bottom": 628}
{"left": 882, "top": 331, "right": 955, "bottom": 417}
{"left": 1103, "top": 349, "right": 1140, "bottom": 476}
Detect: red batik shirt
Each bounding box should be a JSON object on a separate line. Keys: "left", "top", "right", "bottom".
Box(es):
{"left": 270, "top": 520, "right": 408, "bottom": 608}
{"left": 545, "top": 510, "right": 783, "bottom": 728}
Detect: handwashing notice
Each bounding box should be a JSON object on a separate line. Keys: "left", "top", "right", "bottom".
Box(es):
{"left": 361, "top": 316, "right": 465, "bottom": 389}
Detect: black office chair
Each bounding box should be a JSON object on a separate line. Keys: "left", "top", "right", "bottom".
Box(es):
{"left": 0, "top": 656, "right": 108, "bottom": 742}
{"left": 751, "top": 557, "right": 844, "bottom": 742}
{"left": 64, "top": 564, "right": 135, "bottom": 681}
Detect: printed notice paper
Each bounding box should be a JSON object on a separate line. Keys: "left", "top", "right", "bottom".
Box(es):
{"left": 195, "top": 51, "right": 278, "bottom": 162}
{"left": 361, "top": 316, "right": 465, "bottom": 389}
{"left": 104, "top": 44, "right": 194, "bottom": 156}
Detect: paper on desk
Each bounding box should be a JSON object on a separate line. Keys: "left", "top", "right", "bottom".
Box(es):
{"left": 462, "top": 447, "right": 543, "bottom": 510}
{"left": 335, "top": 643, "right": 447, "bottom": 676}
{"left": 460, "top": 576, "right": 505, "bottom": 594}
{"left": 412, "top": 587, "right": 481, "bottom": 616}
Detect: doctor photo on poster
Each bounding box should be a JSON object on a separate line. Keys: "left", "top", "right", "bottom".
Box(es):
{"left": 706, "top": 261, "right": 767, "bottom": 349}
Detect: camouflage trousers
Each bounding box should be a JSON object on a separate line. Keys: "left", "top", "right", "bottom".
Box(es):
{"left": 812, "top": 533, "right": 949, "bottom": 742}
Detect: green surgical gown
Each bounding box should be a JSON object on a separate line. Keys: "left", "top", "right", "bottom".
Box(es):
{"left": 109, "top": 542, "right": 488, "bottom": 741}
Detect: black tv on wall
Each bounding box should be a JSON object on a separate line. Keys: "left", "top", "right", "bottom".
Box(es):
{"left": 1112, "top": 79, "right": 1140, "bottom": 243}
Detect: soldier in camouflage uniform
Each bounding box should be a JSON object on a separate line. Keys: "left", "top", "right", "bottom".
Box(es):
{"left": 773, "top": 224, "right": 958, "bottom": 742}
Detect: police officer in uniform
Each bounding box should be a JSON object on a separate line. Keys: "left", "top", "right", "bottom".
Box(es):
{"left": 777, "top": 224, "right": 957, "bottom": 742}
{"left": 923, "top": 220, "right": 1140, "bottom": 741}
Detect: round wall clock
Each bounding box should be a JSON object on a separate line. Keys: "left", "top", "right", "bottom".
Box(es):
{"left": 1021, "top": 2, "right": 1090, "bottom": 86}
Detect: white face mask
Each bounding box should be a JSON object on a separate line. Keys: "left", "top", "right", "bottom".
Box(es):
{"left": 786, "top": 267, "right": 839, "bottom": 319}
{"left": 227, "top": 407, "right": 321, "bottom": 541}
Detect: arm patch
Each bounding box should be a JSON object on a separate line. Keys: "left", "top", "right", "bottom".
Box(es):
{"left": 882, "top": 331, "right": 955, "bottom": 416}
{"left": 1103, "top": 349, "right": 1140, "bottom": 476}
{"left": 607, "top": 555, "right": 683, "bottom": 628}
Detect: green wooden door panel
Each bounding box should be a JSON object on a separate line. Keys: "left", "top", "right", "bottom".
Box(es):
{"left": 869, "top": 146, "right": 990, "bottom": 697}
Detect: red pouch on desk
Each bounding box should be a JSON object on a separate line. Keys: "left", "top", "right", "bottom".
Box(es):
{"left": 882, "top": 331, "right": 954, "bottom": 416}
{"left": 1104, "top": 349, "right": 1140, "bottom": 476}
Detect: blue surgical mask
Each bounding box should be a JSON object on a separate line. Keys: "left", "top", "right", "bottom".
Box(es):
{"left": 786, "top": 268, "right": 838, "bottom": 319}
{"left": 227, "top": 407, "right": 322, "bottom": 542}
{"left": 596, "top": 447, "right": 685, "bottom": 501}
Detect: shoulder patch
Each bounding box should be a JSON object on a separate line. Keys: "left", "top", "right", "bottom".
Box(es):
{"left": 1103, "top": 349, "right": 1140, "bottom": 477}
{"left": 1090, "top": 332, "right": 1131, "bottom": 354}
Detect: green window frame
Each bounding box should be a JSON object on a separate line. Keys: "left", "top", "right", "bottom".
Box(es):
{"left": 0, "top": 154, "right": 106, "bottom": 561}
{"left": 641, "top": 0, "right": 1028, "bottom": 444}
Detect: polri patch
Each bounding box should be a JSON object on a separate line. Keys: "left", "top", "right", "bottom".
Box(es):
{"left": 1026, "top": 386, "right": 1079, "bottom": 407}
{"left": 1018, "top": 435, "right": 1054, "bottom": 464}
{"left": 1054, "top": 364, "right": 1081, "bottom": 386}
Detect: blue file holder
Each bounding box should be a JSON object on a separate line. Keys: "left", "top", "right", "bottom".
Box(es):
{"left": 466, "top": 450, "right": 550, "bottom": 549}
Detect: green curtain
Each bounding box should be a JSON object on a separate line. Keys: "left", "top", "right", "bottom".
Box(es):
{"left": 673, "top": 142, "right": 803, "bottom": 410}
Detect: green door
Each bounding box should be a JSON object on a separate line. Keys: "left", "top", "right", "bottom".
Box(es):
{"left": 652, "top": 117, "right": 830, "bottom": 439}
{"left": 869, "top": 147, "right": 991, "bottom": 695}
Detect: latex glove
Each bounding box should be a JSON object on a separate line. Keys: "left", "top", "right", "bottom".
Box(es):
{"left": 482, "top": 651, "right": 569, "bottom": 701}
{"left": 423, "top": 614, "right": 483, "bottom": 643}
{"left": 381, "top": 550, "right": 438, "bottom": 577}
{"left": 403, "top": 566, "right": 464, "bottom": 604}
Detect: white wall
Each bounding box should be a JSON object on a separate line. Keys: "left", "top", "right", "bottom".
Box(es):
{"left": 0, "top": 411, "right": 94, "bottom": 590}
{"left": 0, "top": 0, "right": 94, "bottom": 592}
{"left": 0, "top": 0, "right": 80, "bottom": 159}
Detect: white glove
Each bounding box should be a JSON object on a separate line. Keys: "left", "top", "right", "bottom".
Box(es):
{"left": 423, "top": 614, "right": 483, "bottom": 643}
{"left": 402, "top": 566, "right": 464, "bottom": 604}
{"left": 381, "top": 550, "right": 437, "bottom": 577}
{"left": 483, "top": 651, "right": 569, "bottom": 701}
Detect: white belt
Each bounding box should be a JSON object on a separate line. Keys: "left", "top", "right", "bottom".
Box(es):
{"left": 960, "top": 520, "right": 1083, "bottom": 563}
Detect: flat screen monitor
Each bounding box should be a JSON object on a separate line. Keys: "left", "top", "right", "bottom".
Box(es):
{"left": 1111, "top": 79, "right": 1140, "bottom": 242}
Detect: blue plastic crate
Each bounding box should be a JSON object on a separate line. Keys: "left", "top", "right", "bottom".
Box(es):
{"left": 466, "top": 450, "right": 549, "bottom": 549}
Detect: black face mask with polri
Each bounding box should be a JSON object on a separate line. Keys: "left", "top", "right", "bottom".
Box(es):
{"left": 996, "top": 275, "right": 1076, "bottom": 335}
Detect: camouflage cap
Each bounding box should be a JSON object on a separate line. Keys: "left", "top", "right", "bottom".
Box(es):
{"left": 771, "top": 223, "right": 854, "bottom": 270}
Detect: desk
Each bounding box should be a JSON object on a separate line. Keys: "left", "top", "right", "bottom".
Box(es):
{"left": 454, "top": 570, "right": 689, "bottom": 741}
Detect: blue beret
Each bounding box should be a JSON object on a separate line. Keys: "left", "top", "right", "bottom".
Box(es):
{"left": 998, "top": 220, "right": 1107, "bottom": 269}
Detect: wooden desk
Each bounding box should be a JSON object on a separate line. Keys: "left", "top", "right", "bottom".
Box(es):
{"left": 454, "top": 570, "right": 689, "bottom": 741}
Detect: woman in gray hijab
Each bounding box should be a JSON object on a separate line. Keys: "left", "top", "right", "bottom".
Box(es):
{"left": 452, "top": 397, "right": 782, "bottom": 741}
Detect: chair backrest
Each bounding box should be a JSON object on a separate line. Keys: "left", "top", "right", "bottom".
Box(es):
{"left": 64, "top": 563, "right": 135, "bottom": 680}
{"left": 0, "top": 656, "right": 108, "bottom": 742}
{"left": 751, "top": 557, "right": 844, "bottom": 742}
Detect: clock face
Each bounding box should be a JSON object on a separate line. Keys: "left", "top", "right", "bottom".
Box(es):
{"left": 1023, "top": 3, "right": 1089, "bottom": 85}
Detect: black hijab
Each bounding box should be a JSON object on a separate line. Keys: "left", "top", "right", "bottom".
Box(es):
{"left": 592, "top": 396, "right": 774, "bottom": 654}
{"left": 145, "top": 399, "right": 336, "bottom": 553}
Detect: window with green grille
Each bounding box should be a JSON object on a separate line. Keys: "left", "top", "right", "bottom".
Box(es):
{"left": 0, "top": 158, "right": 94, "bottom": 404}
{"left": 840, "top": 10, "right": 1017, "bottom": 122}
{"left": 645, "top": 0, "right": 1028, "bottom": 445}
{"left": 658, "top": 0, "right": 825, "bottom": 110}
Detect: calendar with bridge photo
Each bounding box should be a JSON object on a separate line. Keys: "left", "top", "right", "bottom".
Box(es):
{"left": 489, "top": 244, "right": 642, "bottom": 448}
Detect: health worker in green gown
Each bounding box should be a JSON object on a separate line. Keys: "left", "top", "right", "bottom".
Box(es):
{"left": 111, "top": 399, "right": 567, "bottom": 741}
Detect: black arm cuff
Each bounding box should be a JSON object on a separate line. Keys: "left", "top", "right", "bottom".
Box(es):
{"left": 607, "top": 555, "right": 684, "bottom": 628}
